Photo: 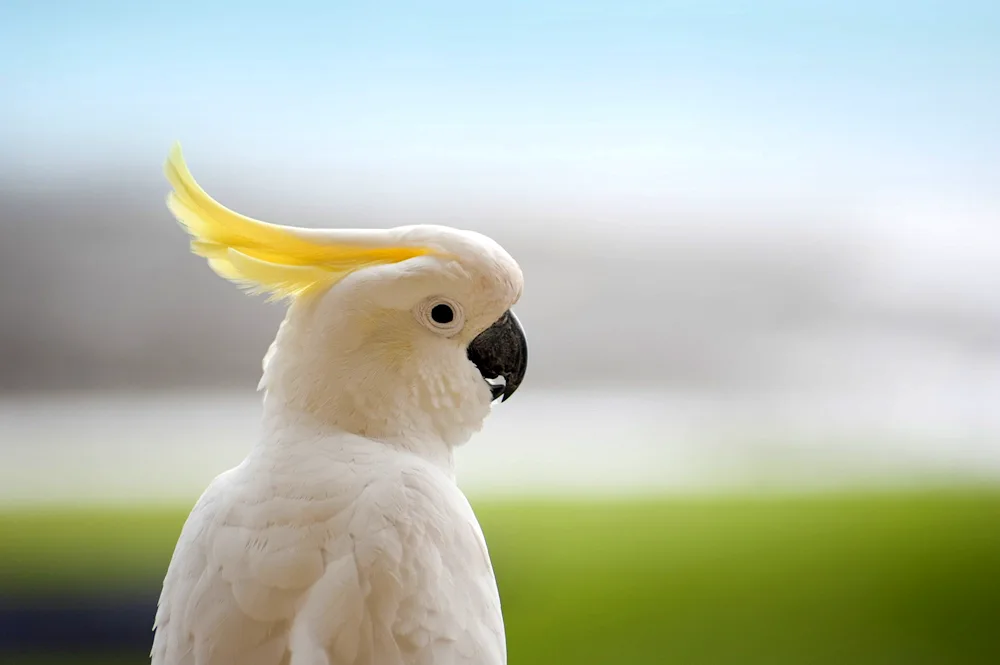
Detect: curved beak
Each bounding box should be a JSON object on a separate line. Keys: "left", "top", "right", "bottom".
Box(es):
{"left": 466, "top": 310, "right": 527, "bottom": 402}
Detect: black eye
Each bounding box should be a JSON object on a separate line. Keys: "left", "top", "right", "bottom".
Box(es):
{"left": 431, "top": 303, "right": 454, "bottom": 325}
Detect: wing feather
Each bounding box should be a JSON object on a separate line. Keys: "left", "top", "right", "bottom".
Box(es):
{"left": 152, "top": 446, "right": 504, "bottom": 665}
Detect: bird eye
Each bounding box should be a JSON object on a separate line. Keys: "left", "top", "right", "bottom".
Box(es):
{"left": 416, "top": 297, "right": 464, "bottom": 336}
{"left": 431, "top": 303, "right": 454, "bottom": 324}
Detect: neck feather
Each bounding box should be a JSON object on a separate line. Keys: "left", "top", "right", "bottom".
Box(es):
{"left": 257, "top": 309, "right": 493, "bottom": 469}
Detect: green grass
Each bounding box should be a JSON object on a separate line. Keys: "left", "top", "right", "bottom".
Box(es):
{"left": 2, "top": 489, "right": 1000, "bottom": 664}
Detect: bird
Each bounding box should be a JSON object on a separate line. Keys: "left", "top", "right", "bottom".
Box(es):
{"left": 151, "top": 144, "right": 527, "bottom": 665}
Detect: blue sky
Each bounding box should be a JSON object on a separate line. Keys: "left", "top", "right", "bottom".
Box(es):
{"left": 1, "top": 1, "right": 997, "bottom": 200}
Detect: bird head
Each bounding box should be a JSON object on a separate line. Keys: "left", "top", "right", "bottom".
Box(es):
{"left": 164, "top": 145, "right": 526, "bottom": 450}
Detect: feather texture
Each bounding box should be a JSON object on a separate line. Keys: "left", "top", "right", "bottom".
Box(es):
{"left": 151, "top": 431, "right": 505, "bottom": 665}
{"left": 156, "top": 143, "right": 521, "bottom": 665}
{"left": 164, "top": 143, "right": 436, "bottom": 300}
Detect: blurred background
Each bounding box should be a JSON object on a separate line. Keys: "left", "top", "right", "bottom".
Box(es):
{"left": 1, "top": 1, "right": 998, "bottom": 663}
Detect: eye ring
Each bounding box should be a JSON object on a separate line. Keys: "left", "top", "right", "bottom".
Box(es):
{"left": 416, "top": 296, "right": 465, "bottom": 336}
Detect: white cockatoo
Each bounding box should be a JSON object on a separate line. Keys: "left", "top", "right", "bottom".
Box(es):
{"left": 151, "top": 144, "right": 527, "bottom": 665}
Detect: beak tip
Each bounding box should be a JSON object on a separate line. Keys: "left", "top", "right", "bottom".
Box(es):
{"left": 489, "top": 383, "right": 506, "bottom": 402}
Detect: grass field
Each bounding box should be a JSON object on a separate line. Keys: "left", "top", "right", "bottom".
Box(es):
{"left": 2, "top": 489, "right": 999, "bottom": 664}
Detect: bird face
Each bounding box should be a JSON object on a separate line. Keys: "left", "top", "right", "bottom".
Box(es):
{"left": 317, "top": 225, "right": 527, "bottom": 404}
{"left": 261, "top": 227, "right": 527, "bottom": 445}
{"left": 164, "top": 145, "right": 526, "bottom": 445}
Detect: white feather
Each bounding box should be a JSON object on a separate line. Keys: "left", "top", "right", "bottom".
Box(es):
{"left": 157, "top": 152, "right": 522, "bottom": 665}
{"left": 152, "top": 428, "right": 505, "bottom": 665}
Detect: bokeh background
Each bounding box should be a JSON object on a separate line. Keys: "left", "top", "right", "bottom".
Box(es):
{"left": 1, "top": 1, "right": 999, "bottom": 663}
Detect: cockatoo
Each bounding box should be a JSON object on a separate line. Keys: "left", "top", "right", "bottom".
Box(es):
{"left": 151, "top": 144, "right": 526, "bottom": 665}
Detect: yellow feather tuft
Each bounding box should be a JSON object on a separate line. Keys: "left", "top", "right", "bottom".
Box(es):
{"left": 218, "top": 249, "right": 344, "bottom": 302}
{"left": 164, "top": 143, "right": 435, "bottom": 299}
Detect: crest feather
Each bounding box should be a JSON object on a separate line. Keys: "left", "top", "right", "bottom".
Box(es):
{"left": 164, "top": 143, "right": 434, "bottom": 299}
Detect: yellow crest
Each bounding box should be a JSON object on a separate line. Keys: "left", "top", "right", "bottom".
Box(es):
{"left": 164, "top": 143, "right": 435, "bottom": 300}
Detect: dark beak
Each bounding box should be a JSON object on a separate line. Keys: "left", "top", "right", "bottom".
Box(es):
{"left": 467, "top": 310, "right": 527, "bottom": 402}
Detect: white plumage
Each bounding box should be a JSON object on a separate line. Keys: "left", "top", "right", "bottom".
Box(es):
{"left": 151, "top": 146, "right": 525, "bottom": 665}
